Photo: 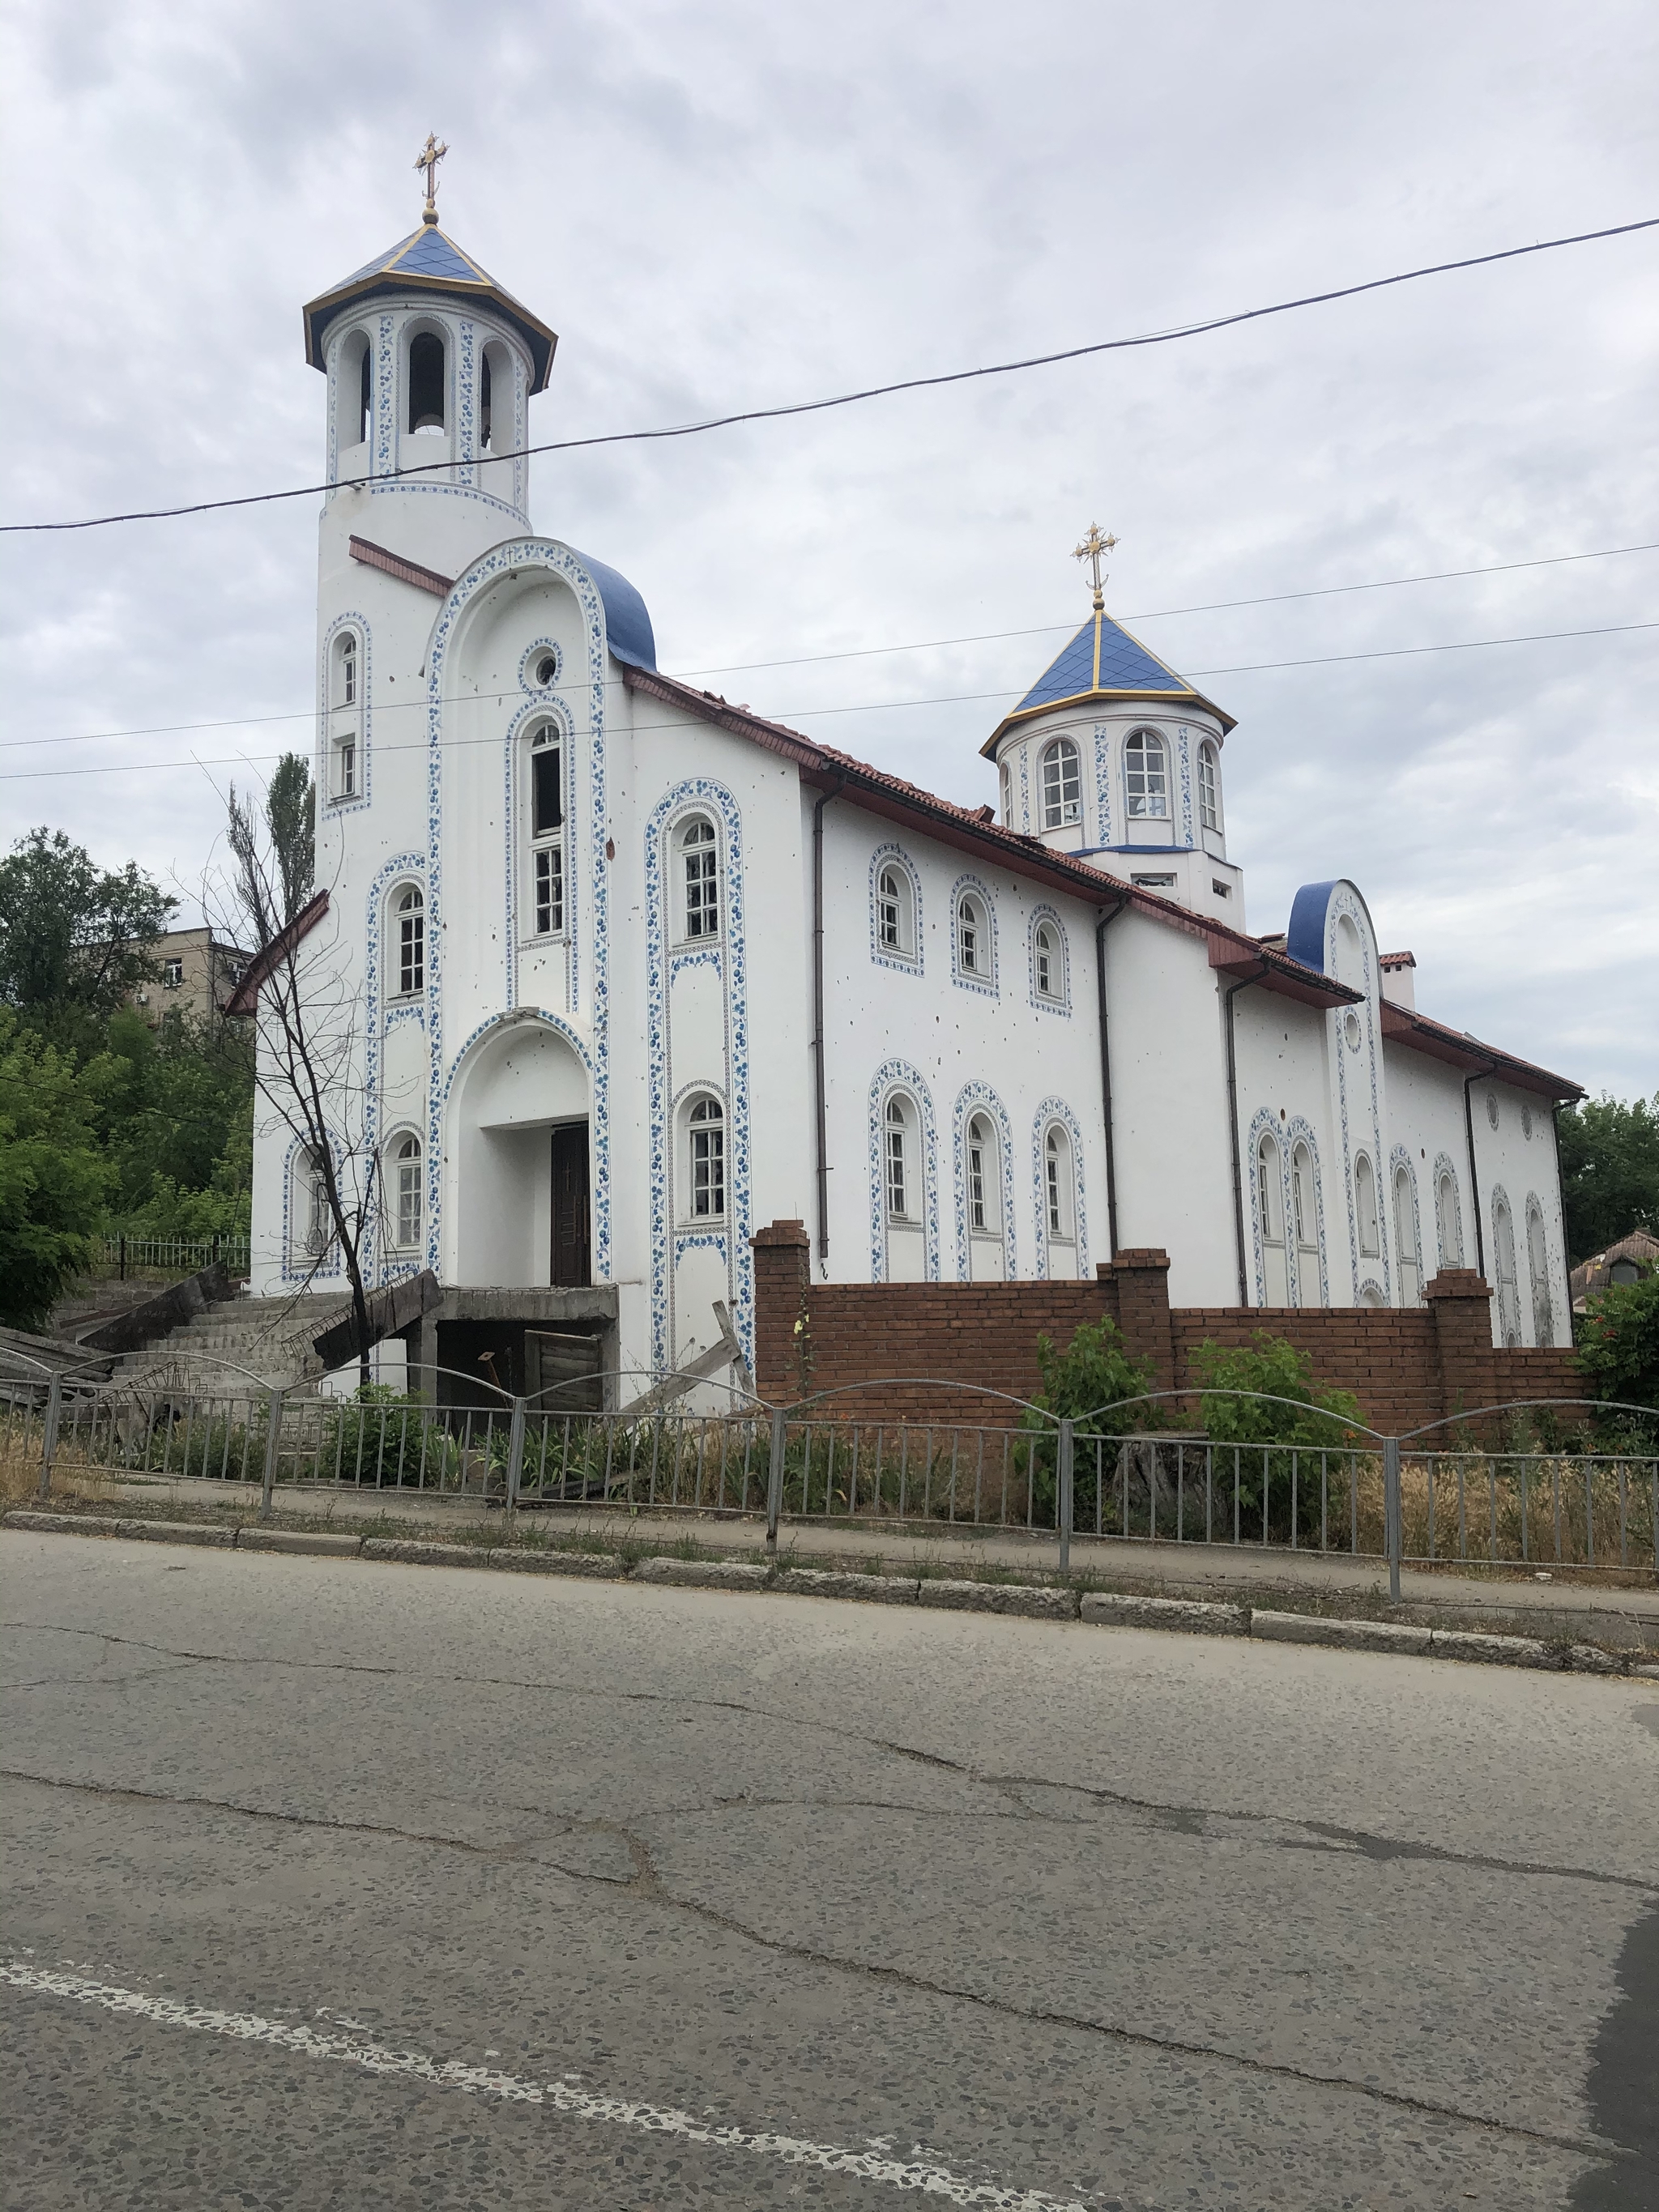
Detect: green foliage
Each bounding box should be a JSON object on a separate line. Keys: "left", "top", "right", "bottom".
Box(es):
{"left": 1017, "top": 1317, "right": 1161, "bottom": 1522}
{"left": 1192, "top": 1332, "right": 1363, "bottom": 1536}
{"left": 266, "top": 753, "right": 315, "bottom": 924}
{"left": 0, "top": 1008, "right": 113, "bottom": 1328}
{"left": 1575, "top": 1273, "right": 1659, "bottom": 1420}
{"left": 92, "top": 1007, "right": 254, "bottom": 1238}
{"left": 1558, "top": 1091, "right": 1659, "bottom": 1264}
{"left": 0, "top": 828, "right": 177, "bottom": 1047}
{"left": 321, "top": 1387, "right": 462, "bottom": 1489}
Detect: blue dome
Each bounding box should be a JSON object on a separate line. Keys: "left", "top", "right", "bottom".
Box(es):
{"left": 303, "top": 224, "right": 557, "bottom": 390}
{"left": 983, "top": 607, "right": 1234, "bottom": 755}
{"left": 570, "top": 547, "right": 655, "bottom": 671}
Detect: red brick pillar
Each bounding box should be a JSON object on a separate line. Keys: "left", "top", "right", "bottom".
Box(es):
{"left": 750, "top": 1221, "right": 811, "bottom": 1404}
{"left": 1426, "top": 1269, "right": 1497, "bottom": 1436}
{"left": 1110, "top": 1248, "right": 1175, "bottom": 1392}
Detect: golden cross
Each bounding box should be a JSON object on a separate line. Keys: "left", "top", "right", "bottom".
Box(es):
{"left": 415, "top": 133, "right": 449, "bottom": 219}
{"left": 1073, "top": 522, "right": 1119, "bottom": 610}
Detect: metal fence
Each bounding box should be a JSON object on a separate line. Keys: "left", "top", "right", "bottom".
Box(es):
{"left": 100, "top": 1234, "right": 251, "bottom": 1281}
{"left": 5, "top": 1359, "right": 1656, "bottom": 1586}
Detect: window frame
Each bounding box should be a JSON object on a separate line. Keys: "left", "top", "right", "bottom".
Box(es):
{"left": 1043, "top": 1122, "right": 1076, "bottom": 1247}
{"left": 884, "top": 1093, "right": 915, "bottom": 1222}
{"left": 1197, "top": 741, "right": 1221, "bottom": 833}
{"left": 949, "top": 878, "right": 997, "bottom": 991}
{"left": 328, "top": 625, "right": 365, "bottom": 805}
{"left": 1354, "top": 1151, "right": 1381, "bottom": 1259}
{"left": 871, "top": 850, "right": 920, "bottom": 967}
{"left": 526, "top": 722, "right": 566, "bottom": 940}
{"left": 1124, "top": 727, "right": 1171, "bottom": 820}
{"left": 684, "top": 1093, "right": 727, "bottom": 1222}
{"left": 1039, "top": 736, "right": 1081, "bottom": 829}
{"left": 678, "top": 814, "right": 722, "bottom": 944}
{"left": 1030, "top": 910, "right": 1068, "bottom": 1009}
{"left": 391, "top": 884, "right": 425, "bottom": 999}
{"left": 389, "top": 1132, "right": 423, "bottom": 1251}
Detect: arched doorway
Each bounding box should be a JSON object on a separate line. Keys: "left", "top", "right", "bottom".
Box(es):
{"left": 450, "top": 1020, "right": 591, "bottom": 1287}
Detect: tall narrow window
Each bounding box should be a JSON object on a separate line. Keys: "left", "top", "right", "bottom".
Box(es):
{"left": 682, "top": 817, "right": 719, "bottom": 939}
{"left": 408, "top": 331, "right": 446, "bottom": 433}
{"left": 480, "top": 350, "right": 493, "bottom": 452}
{"left": 1034, "top": 921, "right": 1063, "bottom": 1002}
{"left": 688, "top": 1096, "right": 725, "bottom": 1218}
{"left": 956, "top": 892, "right": 987, "bottom": 978}
{"left": 1124, "top": 729, "right": 1169, "bottom": 819}
{"left": 1291, "top": 1140, "right": 1319, "bottom": 1300}
{"left": 340, "top": 633, "right": 357, "bottom": 706}
{"left": 876, "top": 863, "right": 915, "bottom": 959}
{"left": 1436, "top": 1170, "right": 1462, "bottom": 1268}
{"left": 529, "top": 727, "right": 564, "bottom": 936}
{"left": 1526, "top": 1199, "right": 1552, "bottom": 1345}
{"left": 394, "top": 886, "right": 424, "bottom": 996}
{"left": 1040, "top": 737, "right": 1081, "bottom": 828}
{"left": 885, "top": 1097, "right": 910, "bottom": 1219}
{"left": 1044, "top": 1124, "right": 1074, "bottom": 1243}
{"left": 1000, "top": 761, "right": 1013, "bottom": 826}
{"left": 1198, "top": 743, "right": 1221, "bottom": 832}
{"left": 392, "top": 1134, "right": 422, "bottom": 1250}
{"left": 1258, "top": 1132, "right": 1288, "bottom": 1302}
{"left": 332, "top": 629, "right": 362, "bottom": 800}
{"left": 304, "top": 1152, "right": 331, "bottom": 1258}
{"left": 1394, "top": 1164, "right": 1420, "bottom": 1304}
{"left": 358, "top": 343, "right": 372, "bottom": 445}
{"left": 968, "top": 1116, "right": 992, "bottom": 1232}
{"left": 1355, "top": 1153, "right": 1380, "bottom": 1259}
{"left": 1494, "top": 1194, "right": 1521, "bottom": 1346}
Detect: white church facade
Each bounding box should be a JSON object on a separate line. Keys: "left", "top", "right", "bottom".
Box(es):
{"left": 244, "top": 186, "right": 1580, "bottom": 1398}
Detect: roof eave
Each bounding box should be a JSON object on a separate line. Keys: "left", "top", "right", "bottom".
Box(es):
{"left": 980, "top": 683, "right": 1237, "bottom": 758}
{"left": 224, "top": 891, "right": 331, "bottom": 1017}
{"left": 301, "top": 278, "right": 559, "bottom": 390}
{"left": 1377, "top": 999, "right": 1582, "bottom": 1101}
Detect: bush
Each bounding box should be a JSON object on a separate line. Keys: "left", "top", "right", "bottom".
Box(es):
{"left": 320, "top": 1386, "right": 461, "bottom": 1489}
{"left": 1192, "top": 1332, "right": 1363, "bottom": 1536}
{"left": 1575, "top": 1274, "right": 1659, "bottom": 1438}
{"left": 1018, "top": 1317, "right": 1161, "bottom": 1524}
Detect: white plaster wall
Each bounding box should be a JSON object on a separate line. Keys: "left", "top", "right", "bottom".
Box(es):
{"left": 1231, "top": 995, "right": 1338, "bottom": 1309}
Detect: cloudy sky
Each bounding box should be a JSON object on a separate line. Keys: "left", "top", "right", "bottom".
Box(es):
{"left": 2, "top": 0, "right": 1655, "bottom": 1097}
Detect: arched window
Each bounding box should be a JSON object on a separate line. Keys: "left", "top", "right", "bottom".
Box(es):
{"left": 1393, "top": 1163, "right": 1421, "bottom": 1305}
{"left": 1125, "top": 729, "right": 1169, "bottom": 820}
{"left": 680, "top": 816, "right": 720, "bottom": 940}
{"left": 390, "top": 1133, "right": 422, "bottom": 1250}
{"left": 407, "top": 330, "right": 446, "bottom": 433}
{"left": 331, "top": 630, "right": 361, "bottom": 800}
{"left": 393, "top": 885, "right": 424, "bottom": 997}
{"left": 1198, "top": 743, "right": 1221, "bottom": 832}
{"left": 1257, "top": 1132, "right": 1288, "bottom": 1303}
{"left": 686, "top": 1095, "right": 725, "bottom": 1219}
{"left": 339, "top": 330, "right": 372, "bottom": 450}
{"left": 1525, "top": 1197, "right": 1552, "bottom": 1345}
{"left": 956, "top": 892, "right": 986, "bottom": 978}
{"left": 1435, "top": 1169, "right": 1463, "bottom": 1268}
{"left": 1040, "top": 737, "right": 1081, "bottom": 828}
{"left": 527, "top": 724, "right": 564, "bottom": 936}
{"left": 1044, "top": 1123, "right": 1075, "bottom": 1244}
{"left": 966, "top": 1115, "right": 1000, "bottom": 1234}
{"left": 293, "top": 1147, "right": 331, "bottom": 1264}
{"left": 1290, "top": 1140, "right": 1320, "bottom": 1302}
{"left": 1033, "top": 920, "right": 1064, "bottom": 1003}
{"left": 1000, "top": 761, "right": 1013, "bottom": 826}
{"left": 875, "top": 860, "right": 917, "bottom": 961}
{"left": 1355, "top": 1153, "right": 1380, "bottom": 1259}
{"left": 885, "top": 1095, "right": 914, "bottom": 1221}
{"left": 1493, "top": 1193, "right": 1521, "bottom": 1345}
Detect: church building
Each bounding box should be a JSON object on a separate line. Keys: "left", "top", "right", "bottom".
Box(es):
{"left": 243, "top": 168, "right": 1580, "bottom": 1401}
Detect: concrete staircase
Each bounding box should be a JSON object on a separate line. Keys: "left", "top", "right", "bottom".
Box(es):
{"left": 117, "top": 1293, "right": 348, "bottom": 1394}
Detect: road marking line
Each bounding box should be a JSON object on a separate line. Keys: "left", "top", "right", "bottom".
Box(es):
{"left": 2, "top": 1960, "right": 1091, "bottom": 2210}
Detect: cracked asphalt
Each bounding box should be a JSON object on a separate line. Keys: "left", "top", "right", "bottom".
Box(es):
{"left": 2, "top": 1530, "right": 1655, "bottom": 2210}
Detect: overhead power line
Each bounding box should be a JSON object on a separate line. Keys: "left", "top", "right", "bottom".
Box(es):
{"left": 2, "top": 538, "right": 1653, "bottom": 756}
{"left": 5, "top": 217, "right": 1655, "bottom": 537}
{"left": 1, "top": 616, "right": 1651, "bottom": 783}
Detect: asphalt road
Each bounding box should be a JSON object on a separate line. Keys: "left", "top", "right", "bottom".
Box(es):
{"left": 2, "top": 1531, "right": 1655, "bottom": 2211}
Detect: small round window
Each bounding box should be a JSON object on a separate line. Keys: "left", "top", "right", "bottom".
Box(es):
{"left": 522, "top": 643, "right": 561, "bottom": 693}
{"left": 1343, "top": 1009, "right": 1362, "bottom": 1051}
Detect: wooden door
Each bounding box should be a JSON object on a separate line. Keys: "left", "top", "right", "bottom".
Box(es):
{"left": 550, "top": 1123, "right": 591, "bottom": 1287}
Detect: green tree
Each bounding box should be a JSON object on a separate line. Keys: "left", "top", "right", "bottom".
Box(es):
{"left": 0, "top": 1008, "right": 112, "bottom": 1328}
{"left": 1192, "top": 1332, "right": 1362, "bottom": 1535}
{"left": 267, "top": 752, "right": 315, "bottom": 923}
{"left": 1018, "top": 1316, "right": 1161, "bottom": 1521}
{"left": 93, "top": 1007, "right": 254, "bottom": 1241}
{"left": 1575, "top": 1275, "right": 1659, "bottom": 1418}
{"left": 1558, "top": 1092, "right": 1659, "bottom": 1264}
{"left": 0, "top": 829, "right": 177, "bottom": 1046}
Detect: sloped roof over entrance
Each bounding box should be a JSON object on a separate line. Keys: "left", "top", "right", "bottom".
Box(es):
{"left": 982, "top": 607, "right": 1235, "bottom": 755}
{"left": 303, "top": 227, "right": 558, "bottom": 390}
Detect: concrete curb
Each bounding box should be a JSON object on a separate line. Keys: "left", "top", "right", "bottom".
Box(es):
{"left": 1083, "top": 1592, "right": 1247, "bottom": 1636}
{"left": 917, "top": 1579, "right": 1078, "bottom": 1620}
{"left": 777, "top": 1567, "right": 921, "bottom": 1605}
{"left": 633, "top": 1557, "right": 771, "bottom": 1591}
{"left": 4, "top": 1510, "right": 1651, "bottom": 1676}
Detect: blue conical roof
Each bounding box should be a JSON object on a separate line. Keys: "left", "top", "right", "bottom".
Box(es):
{"left": 983, "top": 605, "right": 1234, "bottom": 755}
{"left": 303, "top": 221, "right": 558, "bottom": 390}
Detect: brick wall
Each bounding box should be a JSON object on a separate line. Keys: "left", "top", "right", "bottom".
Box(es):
{"left": 750, "top": 1222, "right": 1581, "bottom": 1435}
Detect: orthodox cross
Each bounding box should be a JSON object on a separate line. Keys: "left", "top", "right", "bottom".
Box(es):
{"left": 1073, "top": 522, "right": 1119, "bottom": 611}
{"left": 415, "top": 133, "right": 449, "bottom": 219}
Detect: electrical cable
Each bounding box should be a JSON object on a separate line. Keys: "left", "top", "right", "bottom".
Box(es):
{"left": 0, "top": 617, "right": 1652, "bottom": 782}
{"left": 2, "top": 539, "right": 1653, "bottom": 756}
{"left": 4, "top": 217, "right": 1654, "bottom": 536}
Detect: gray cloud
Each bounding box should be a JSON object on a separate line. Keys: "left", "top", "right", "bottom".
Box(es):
{"left": 2, "top": 0, "right": 1654, "bottom": 1092}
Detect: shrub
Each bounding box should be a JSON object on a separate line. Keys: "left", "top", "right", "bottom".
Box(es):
{"left": 1018, "top": 1317, "right": 1160, "bottom": 1524}
{"left": 1575, "top": 1274, "right": 1659, "bottom": 1441}
{"left": 1192, "top": 1332, "right": 1363, "bottom": 1537}
{"left": 320, "top": 1385, "right": 461, "bottom": 1489}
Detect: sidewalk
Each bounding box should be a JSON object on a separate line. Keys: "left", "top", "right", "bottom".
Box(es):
{"left": 60, "top": 1470, "right": 1659, "bottom": 1647}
